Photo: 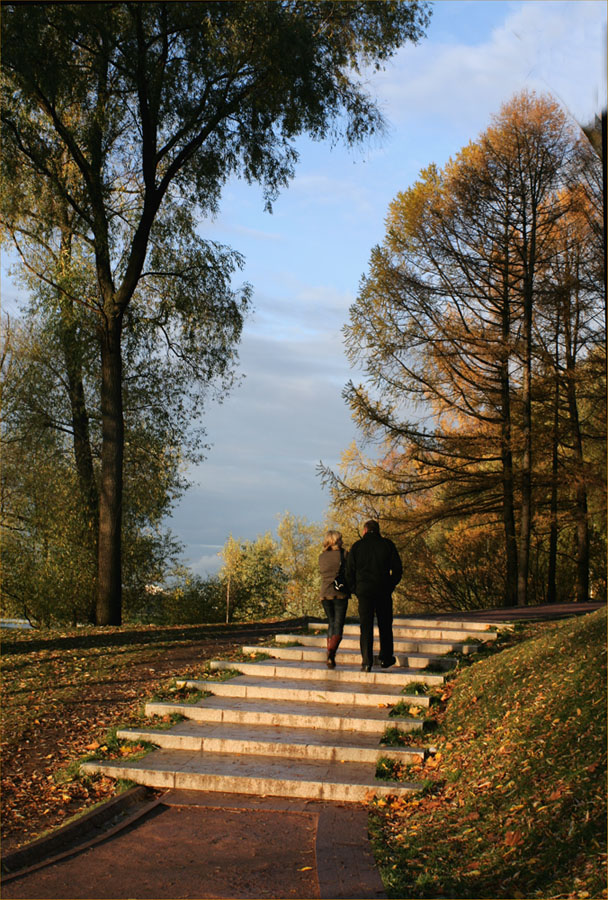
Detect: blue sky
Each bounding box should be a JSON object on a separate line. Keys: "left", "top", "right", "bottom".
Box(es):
{"left": 2, "top": 1, "right": 606, "bottom": 576}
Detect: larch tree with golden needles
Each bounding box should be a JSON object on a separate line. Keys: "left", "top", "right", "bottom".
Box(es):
{"left": 323, "top": 91, "right": 605, "bottom": 609}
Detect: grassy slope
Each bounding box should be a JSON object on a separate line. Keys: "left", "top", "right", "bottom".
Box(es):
{"left": 370, "top": 609, "right": 607, "bottom": 900}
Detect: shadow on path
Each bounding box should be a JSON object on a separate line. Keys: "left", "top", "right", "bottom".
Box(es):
{"left": 2, "top": 790, "right": 383, "bottom": 900}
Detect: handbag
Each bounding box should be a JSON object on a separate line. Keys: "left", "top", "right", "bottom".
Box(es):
{"left": 333, "top": 549, "right": 350, "bottom": 595}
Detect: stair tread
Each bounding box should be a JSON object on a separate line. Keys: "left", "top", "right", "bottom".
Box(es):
{"left": 310, "top": 616, "right": 503, "bottom": 631}
{"left": 207, "top": 659, "right": 444, "bottom": 684}
{"left": 309, "top": 622, "right": 497, "bottom": 639}
{"left": 274, "top": 634, "right": 478, "bottom": 649}
{"left": 244, "top": 644, "right": 455, "bottom": 660}
{"left": 119, "top": 719, "right": 422, "bottom": 748}
{"left": 147, "top": 694, "right": 423, "bottom": 724}
{"left": 83, "top": 748, "right": 421, "bottom": 790}
{"left": 197, "top": 673, "right": 415, "bottom": 697}
{"left": 117, "top": 720, "right": 425, "bottom": 757}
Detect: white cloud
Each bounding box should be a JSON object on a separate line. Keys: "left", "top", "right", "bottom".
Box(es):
{"left": 187, "top": 548, "right": 223, "bottom": 577}
{"left": 289, "top": 173, "right": 377, "bottom": 217}
{"left": 247, "top": 282, "right": 353, "bottom": 343}
{"left": 373, "top": 1, "right": 606, "bottom": 134}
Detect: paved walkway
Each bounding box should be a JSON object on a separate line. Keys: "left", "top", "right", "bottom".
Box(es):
{"left": 2, "top": 789, "right": 385, "bottom": 899}
{"left": 410, "top": 601, "right": 603, "bottom": 622}
{"left": 2, "top": 602, "right": 602, "bottom": 899}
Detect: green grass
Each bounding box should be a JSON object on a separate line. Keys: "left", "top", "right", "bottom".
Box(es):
{"left": 150, "top": 680, "right": 209, "bottom": 703}
{"left": 380, "top": 726, "right": 425, "bottom": 747}
{"left": 226, "top": 650, "right": 272, "bottom": 662}
{"left": 376, "top": 756, "right": 419, "bottom": 783}
{"left": 191, "top": 665, "right": 244, "bottom": 681}
{"left": 400, "top": 681, "right": 430, "bottom": 696}
{"left": 54, "top": 728, "right": 158, "bottom": 786}
{"left": 389, "top": 700, "right": 428, "bottom": 720}
{"left": 369, "top": 608, "right": 607, "bottom": 900}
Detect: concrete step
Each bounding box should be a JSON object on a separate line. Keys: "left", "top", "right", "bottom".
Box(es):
{"left": 145, "top": 695, "right": 425, "bottom": 734}
{"left": 274, "top": 633, "right": 481, "bottom": 655}
{"left": 309, "top": 615, "right": 510, "bottom": 632}
{"left": 310, "top": 622, "right": 498, "bottom": 642}
{"left": 81, "top": 749, "right": 423, "bottom": 803}
{"left": 116, "top": 720, "right": 426, "bottom": 765}
{"left": 181, "top": 672, "right": 433, "bottom": 707}
{"left": 241, "top": 644, "right": 457, "bottom": 671}
{"left": 394, "top": 616, "right": 513, "bottom": 632}
{"left": 206, "top": 658, "right": 444, "bottom": 687}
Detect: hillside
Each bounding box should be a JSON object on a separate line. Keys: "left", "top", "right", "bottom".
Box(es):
{"left": 370, "top": 608, "right": 607, "bottom": 899}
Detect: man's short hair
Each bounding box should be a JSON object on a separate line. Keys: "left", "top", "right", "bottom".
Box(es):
{"left": 363, "top": 520, "right": 380, "bottom": 534}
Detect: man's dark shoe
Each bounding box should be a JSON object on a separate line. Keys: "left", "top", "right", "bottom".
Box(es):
{"left": 361, "top": 664, "right": 372, "bottom": 672}
{"left": 381, "top": 656, "right": 397, "bottom": 669}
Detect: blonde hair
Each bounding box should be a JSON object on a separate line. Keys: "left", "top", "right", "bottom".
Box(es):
{"left": 323, "top": 530, "right": 343, "bottom": 551}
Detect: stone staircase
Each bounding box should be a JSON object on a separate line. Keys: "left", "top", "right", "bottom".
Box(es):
{"left": 81, "top": 616, "right": 506, "bottom": 803}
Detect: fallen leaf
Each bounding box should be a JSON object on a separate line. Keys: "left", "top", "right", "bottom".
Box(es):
{"left": 505, "top": 830, "right": 524, "bottom": 847}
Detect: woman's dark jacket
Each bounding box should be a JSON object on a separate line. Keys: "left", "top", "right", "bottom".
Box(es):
{"left": 318, "top": 549, "right": 349, "bottom": 600}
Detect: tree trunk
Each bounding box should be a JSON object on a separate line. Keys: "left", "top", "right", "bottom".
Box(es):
{"left": 59, "top": 303, "right": 99, "bottom": 623}
{"left": 517, "top": 282, "right": 533, "bottom": 608}
{"left": 547, "top": 357, "right": 560, "bottom": 604}
{"left": 500, "top": 245, "right": 518, "bottom": 607}
{"left": 564, "top": 317, "right": 590, "bottom": 604}
{"left": 501, "top": 398, "right": 518, "bottom": 607}
{"left": 57, "top": 222, "right": 100, "bottom": 622}
{"left": 96, "top": 312, "right": 124, "bottom": 625}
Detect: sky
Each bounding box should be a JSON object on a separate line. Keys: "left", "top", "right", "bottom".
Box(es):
{"left": 2, "top": 0, "right": 606, "bottom": 577}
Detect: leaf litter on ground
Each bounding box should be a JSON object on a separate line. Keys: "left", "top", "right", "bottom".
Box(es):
{"left": 369, "top": 609, "right": 607, "bottom": 900}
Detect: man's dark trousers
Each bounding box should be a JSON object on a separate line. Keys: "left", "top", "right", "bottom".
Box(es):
{"left": 358, "top": 592, "right": 394, "bottom": 668}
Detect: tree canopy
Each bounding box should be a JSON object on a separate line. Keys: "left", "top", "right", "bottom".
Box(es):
{"left": 323, "top": 92, "right": 606, "bottom": 610}
{"left": 1, "top": 0, "right": 431, "bottom": 624}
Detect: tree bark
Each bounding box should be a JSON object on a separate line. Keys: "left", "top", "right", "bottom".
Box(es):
{"left": 547, "top": 348, "right": 560, "bottom": 604}
{"left": 60, "top": 306, "right": 99, "bottom": 622}
{"left": 499, "top": 237, "right": 518, "bottom": 607}
{"left": 517, "top": 274, "right": 533, "bottom": 607}
{"left": 564, "top": 307, "right": 590, "bottom": 604}
{"left": 500, "top": 375, "right": 518, "bottom": 607}
{"left": 96, "top": 312, "right": 124, "bottom": 625}
{"left": 57, "top": 223, "right": 99, "bottom": 621}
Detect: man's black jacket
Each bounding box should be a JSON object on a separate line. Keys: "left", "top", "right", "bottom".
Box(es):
{"left": 345, "top": 531, "right": 403, "bottom": 597}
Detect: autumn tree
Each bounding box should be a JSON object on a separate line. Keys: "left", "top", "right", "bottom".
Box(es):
{"left": 1, "top": 1, "right": 431, "bottom": 624}
{"left": 276, "top": 512, "right": 324, "bottom": 617}
{"left": 534, "top": 177, "right": 605, "bottom": 603}
{"left": 325, "top": 92, "right": 604, "bottom": 609}
{"left": 219, "top": 533, "right": 287, "bottom": 622}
